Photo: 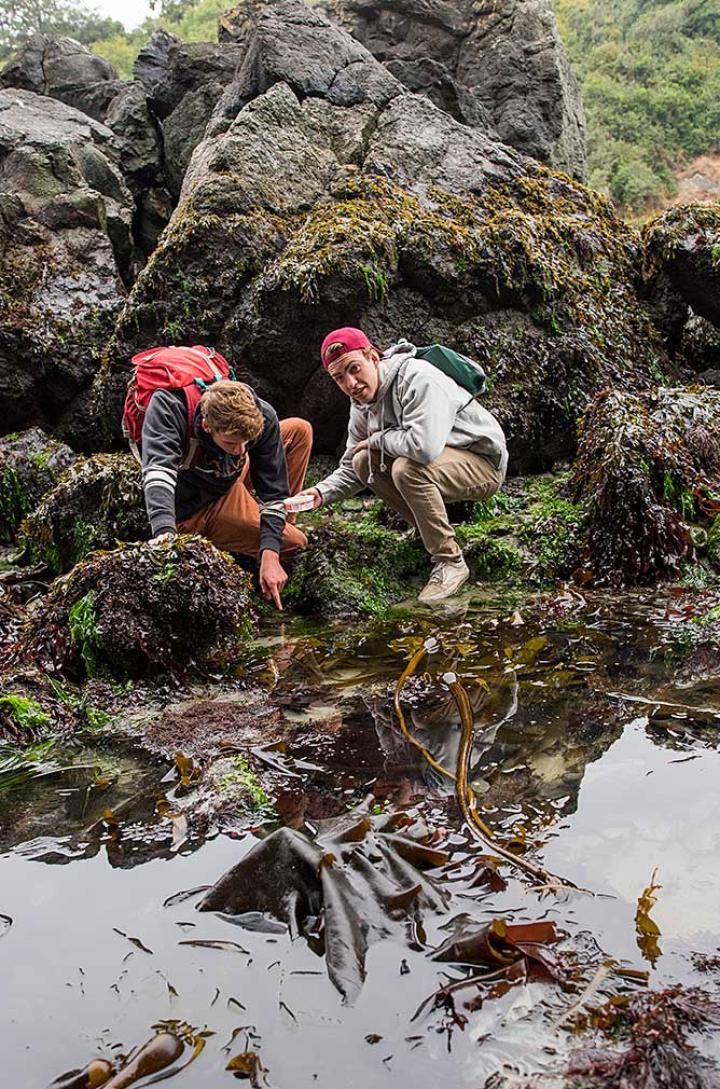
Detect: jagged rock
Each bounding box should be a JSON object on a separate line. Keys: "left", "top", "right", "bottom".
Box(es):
{"left": 0, "top": 90, "right": 131, "bottom": 435}
{"left": 0, "top": 34, "right": 116, "bottom": 103}
{"left": 643, "top": 204, "right": 720, "bottom": 330}
{"left": 571, "top": 387, "right": 720, "bottom": 585}
{"left": 133, "top": 28, "right": 181, "bottom": 102}
{"left": 21, "top": 537, "right": 256, "bottom": 679}
{"left": 161, "top": 83, "right": 225, "bottom": 198}
{"left": 140, "top": 39, "right": 245, "bottom": 120}
{"left": 0, "top": 428, "right": 77, "bottom": 543}
{"left": 104, "top": 82, "right": 163, "bottom": 192}
{"left": 100, "top": 0, "right": 672, "bottom": 472}
{"left": 21, "top": 453, "right": 146, "bottom": 574}
{"left": 318, "top": 0, "right": 586, "bottom": 177}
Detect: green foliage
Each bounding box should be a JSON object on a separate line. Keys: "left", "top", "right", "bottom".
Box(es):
{"left": 220, "top": 754, "right": 274, "bottom": 815}
{"left": 68, "top": 592, "right": 103, "bottom": 678}
{"left": 0, "top": 0, "right": 124, "bottom": 58}
{"left": 557, "top": 0, "right": 720, "bottom": 211}
{"left": 89, "top": 0, "right": 226, "bottom": 79}
{"left": 0, "top": 694, "right": 51, "bottom": 732}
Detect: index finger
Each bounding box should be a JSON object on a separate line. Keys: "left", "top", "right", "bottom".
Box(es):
{"left": 271, "top": 583, "right": 283, "bottom": 611}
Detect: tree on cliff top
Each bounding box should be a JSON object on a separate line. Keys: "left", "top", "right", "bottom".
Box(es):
{"left": 0, "top": 0, "right": 123, "bottom": 57}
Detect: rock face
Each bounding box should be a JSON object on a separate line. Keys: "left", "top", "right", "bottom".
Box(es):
{"left": 0, "top": 90, "right": 132, "bottom": 435}
{"left": 643, "top": 204, "right": 720, "bottom": 330}
{"left": 103, "top": 0, "right": 670, "bottom": 472}
{"left": 318, "top": 0, "right": 586, "bottom": 178}
{"left": 0, "top": 33, "right": 117, "bottom": 105}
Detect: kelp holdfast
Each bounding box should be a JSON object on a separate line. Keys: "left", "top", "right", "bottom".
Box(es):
{"left": 415, "top": 344, "right": 487, "bottom": 398}
{"left": 122, "top": 345, "right": 236, "bottom": 464}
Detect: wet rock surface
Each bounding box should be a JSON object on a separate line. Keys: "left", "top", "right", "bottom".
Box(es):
{"left": 643, "top": 203, "right": 720, "bottom": 330}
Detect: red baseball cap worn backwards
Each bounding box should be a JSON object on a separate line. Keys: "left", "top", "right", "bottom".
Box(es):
{"left": 320, "top": 327, "right": 373, "bottom": 369}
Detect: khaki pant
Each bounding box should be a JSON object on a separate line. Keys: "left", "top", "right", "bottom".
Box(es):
{"left": 179, "top": 417, "right": 312, "bottom": 558}
{"left": 353, "top": 446, "right": 503, "bottom": 562}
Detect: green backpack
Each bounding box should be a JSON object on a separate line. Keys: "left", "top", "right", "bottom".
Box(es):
{"left": 415, "top": 344, "right": 487, "bottom": 397}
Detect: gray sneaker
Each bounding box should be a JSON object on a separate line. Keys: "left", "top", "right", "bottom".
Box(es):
{"left": 418, "top": 556, "right": 470, "bottom": 603}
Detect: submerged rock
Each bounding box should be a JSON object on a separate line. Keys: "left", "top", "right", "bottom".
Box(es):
{"left": 21, "top": 453, "right": 146, "bottom": 574}
{"left": 0, "top": 428, "right": 77, "bottom": 543}
{"left": 22, "top": 536, "right": 256, "bottom": 679}
{"left": 571, "top": 387, "right": 720, "bottom": 585}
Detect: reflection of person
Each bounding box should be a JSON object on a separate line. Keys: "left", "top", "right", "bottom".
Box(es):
{"left": 292, "top": 328, "right": 508, "bottom": 604}
{"left": 141, "top": 380, "right": 312, "bottom": 609}
{"left": 368, "top": 672, "right": 519, "bottom": 796}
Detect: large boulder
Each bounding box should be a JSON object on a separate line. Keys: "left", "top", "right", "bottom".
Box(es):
{"left": 0, "top": 428, "right": 78, "bottom": 543}
{"left": 0, "top": 33, "right": 117, "bottom": 106}
{"left": 643, "top": 204, "right": 720, "bottom": 330}
{"left": 21, "top": 536, "right": 256, "bottom": 679}
{"left": 0, "top": 90, "right": 132, "bottom": 435}
{"left": 317, "top": 0, "right": 586, "bottom": 177}
{"left": 101, "top": 1, "right": 672, "bottom": 473}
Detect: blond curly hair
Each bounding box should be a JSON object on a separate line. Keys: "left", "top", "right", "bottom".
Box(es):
{"left": 200, "top": 381, "right": 264, "bottom": 440}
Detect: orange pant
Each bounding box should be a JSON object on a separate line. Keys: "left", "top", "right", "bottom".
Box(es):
{"left": 179, "top": 417, "right": 312, "bottom": 558}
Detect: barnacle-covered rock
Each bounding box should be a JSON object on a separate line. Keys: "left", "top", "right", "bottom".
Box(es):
{"left": 0, "top": 428, "right": 77, "bottom": 544}
{"left": 571, "top": 387, "right": 720, "bottom": 585}
{"left": 21, "top": 453, "right": 146, "bottom": 574}
{"left": 22, "top": 536, "right": 256, "bottom": 679}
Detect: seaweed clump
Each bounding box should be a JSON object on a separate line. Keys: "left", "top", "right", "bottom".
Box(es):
{"left": 20, "top": 537, "right": 256, "bottom": 679}
{"left": 0, "top": 428, "right": 77, "bottom": 544}
{"left": 567, "top": 985, "right": 720, "bottom": 1089}
{"left": 21, "top": 453, "right": 146, "bottom": 574}
{"left": 571, "top": 387, "right": 720, "bottom": 585}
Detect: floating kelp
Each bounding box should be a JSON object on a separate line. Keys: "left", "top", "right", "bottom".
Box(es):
{"left": 0, "top": 428, "right": 77, "bottom": 545}
{"left": 21, "top": 454, "right": 146, "bottom": 575}
{"left": 199, "top": 809, "right": 450, "bottom": 1003}
{"left": 20, "top": 537, "right": 256, "bottom": 679}
{"left": 571, "top": 387, "right": 720, "bottom": 585}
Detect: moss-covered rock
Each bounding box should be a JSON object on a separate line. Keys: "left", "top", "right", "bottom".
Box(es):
{"left": 571, "top": 387, "right": 720, "bottom": 586}
{"left": 21, "top": 453, "right": 146, "bottom": 574}
{"left": 21, "top": 536, "right": 256, "bottom": 679}
{"left": 0, "top": 428, "right": 78, "bottom": 543}
{"left": 286, "top": 514, "right": 427, "bottom": 617}
{"left": 458, "top": 473, "right": 585, "bottom": 586}
{"left": 97, "top": 2, "right": 680, "bottom": 470}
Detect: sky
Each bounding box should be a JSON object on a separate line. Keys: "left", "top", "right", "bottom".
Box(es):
{"left": 90, "top": 0, "right": 154, "bottom": 30}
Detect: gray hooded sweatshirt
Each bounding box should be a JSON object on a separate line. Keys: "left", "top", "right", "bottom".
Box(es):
{"left": 315, "top": 341, "right": 508, "bottom": 505}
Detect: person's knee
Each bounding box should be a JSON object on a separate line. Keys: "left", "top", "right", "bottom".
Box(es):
{"left": 352, "top": 449, "right": 370, "bottom": 483}
{"left": 282, "top": 524, "right": 307, "bottom": 552}
{"left": 390, "top": 456, "right": 421, "bottom": 488}
{"left": 283, "top": 417, "right": 313, "bottom": 446}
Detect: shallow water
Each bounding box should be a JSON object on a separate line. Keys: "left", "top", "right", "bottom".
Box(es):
{"left": 2, "top": 587, "right": 720, "bottom": 1087}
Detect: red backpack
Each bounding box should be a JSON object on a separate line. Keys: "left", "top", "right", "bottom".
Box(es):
{"left": 122, "top": 345, "right": 235, "bottom": 463}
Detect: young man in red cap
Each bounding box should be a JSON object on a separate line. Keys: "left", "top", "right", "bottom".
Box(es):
{"left": 292, "top": 327, "right": 508, "bottom": 603}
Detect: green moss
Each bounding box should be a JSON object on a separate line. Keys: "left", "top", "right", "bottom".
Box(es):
{"left": 220, "top": 754, "right": 274, "bottom": 815}
{"left": 0, "top": 466, "right": 29, "bottom": 543}
{"left": 0, "top": 694, "right": 51, "bottom": 732}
